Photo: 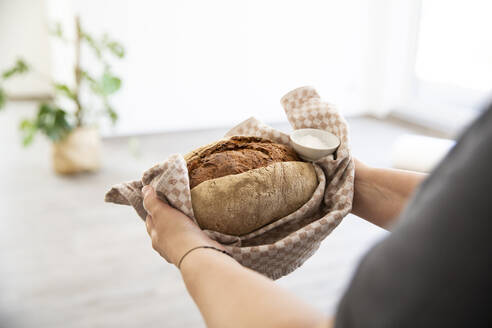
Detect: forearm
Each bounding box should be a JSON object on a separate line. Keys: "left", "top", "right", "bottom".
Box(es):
{"left": 352, "top": 160, "right": 427, "bottom": 228}
{"left": 180, "top": 248, "right": 330, "bottom": 328}
{"left": 142, "top": 186, "right": 330, "bottom": 328}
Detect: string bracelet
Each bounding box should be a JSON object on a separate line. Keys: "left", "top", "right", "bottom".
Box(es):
{"left": 177, "top": 246, "right": 232, "bottom": 269}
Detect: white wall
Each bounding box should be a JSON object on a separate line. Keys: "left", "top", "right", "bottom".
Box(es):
{"left": 119, "top": 0, "right": 369, "bottom": 135}
{"left": 0, "top": 0, "right": 52, "bottom": 97}
{"left": 2, "top": 0, "right": 373, "bottom": 135}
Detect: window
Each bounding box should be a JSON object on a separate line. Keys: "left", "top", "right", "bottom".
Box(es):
{"left": 416, "top": 0, "right": 492, "bottom": 97}
{"left": 395, "top": 0, "right": 492, "bottom": 134}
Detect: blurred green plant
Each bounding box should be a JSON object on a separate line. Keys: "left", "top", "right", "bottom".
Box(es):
{"left": 0, "top": 16, "right": 124, "bottom": 146}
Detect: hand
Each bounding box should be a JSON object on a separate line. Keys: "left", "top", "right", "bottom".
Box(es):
{"left": 142, "top": 185, "right": 224, "bottom": 266}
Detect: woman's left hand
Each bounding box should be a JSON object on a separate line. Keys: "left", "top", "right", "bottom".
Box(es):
{"left": 142, "top": 185, "right": 224, "bottom": 266}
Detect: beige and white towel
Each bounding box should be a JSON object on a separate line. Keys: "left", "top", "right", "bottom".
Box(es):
{"left": 105, "top": 86, "right": 354, "bottom": 280}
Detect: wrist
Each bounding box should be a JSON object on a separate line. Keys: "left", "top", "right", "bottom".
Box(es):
{"left": 353, "top": 159, "right": 373, "bottom": 192}
{"left": 354, "top": 159, "right": 371, "bottom": 180}
{"left": 178, "top": 246, "right": 232, "bottom": 269}
{"left": 170, "top": 232, "right": 226, "bottom": 266}
{"left": 179, "top": 245, "right": 237, "bottom": 275}
{"left": 351, "top": 159, "right": 374, "bottom": 216}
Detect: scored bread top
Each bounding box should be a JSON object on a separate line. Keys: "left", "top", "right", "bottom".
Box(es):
{"left": 185, "top": 136, "right": 300, "bottom": 189}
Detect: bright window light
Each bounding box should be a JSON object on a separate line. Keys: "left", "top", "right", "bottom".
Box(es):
{"left": 416, "top": 0, "right": 492, "bottom": 92}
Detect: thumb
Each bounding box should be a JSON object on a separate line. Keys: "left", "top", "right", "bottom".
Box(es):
{"left": 142, "top": 185, "right": 166, "bottom": 215}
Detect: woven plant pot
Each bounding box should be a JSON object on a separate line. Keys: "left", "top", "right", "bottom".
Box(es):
{"left": 52, "top": 127, "right": 101, "bottom": 174}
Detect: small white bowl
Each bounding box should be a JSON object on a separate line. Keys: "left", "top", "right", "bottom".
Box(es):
{"left": 290, "top": 128, "right": 340, "bottom": 161}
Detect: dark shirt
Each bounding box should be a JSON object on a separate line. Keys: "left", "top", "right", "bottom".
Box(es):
{"left": 335, "top": 104, "right": 492, "bottom": 327}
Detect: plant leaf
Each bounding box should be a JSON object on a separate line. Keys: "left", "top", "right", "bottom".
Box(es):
{"left": 81, "top": 70, "right": 102, "bottom": 95}
{"left": 100, "top": 72, "right": 121, "bottom": 95}
{"left": 0, "top": 87, "right": 6, "bottom": 110}
{"left": 82, "top": 70, "right": 121, "bottom": 96}
{"left": 80, "top": 70, "right": 96, "bottom": 84}
{"left": 53, "top": 83, "right": 76, "bottom": 100}
{"left": 105, "top": 103, "right": 118, "bottom": 124}
{"left": 50, "top": 109, "right": 72, "bottom": 141}
{"left": 101, "top": 33, "right": 125, "bottom": 58}
{"left": 50, "top": 22, "right": 64, "bottom": 39}
{"left": 2, "top": 59, "right": 29, "bottom": 79}
{"left": 107, "top": 41, "right": 125, "bottom": 58}
{"left": 36, "top": 103, "right": 56, "bottom": 131}
{"left": 81, "top": 31, "right": 102, "bottom": 59}
{"left": 19, "top": 118, "right": 38, "bottom": 146}
{"left": 34, "top": 103, "right": 73, "bottom": 142}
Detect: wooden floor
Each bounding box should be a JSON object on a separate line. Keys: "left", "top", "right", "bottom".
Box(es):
{"left": 0, "top": 103, "right": 432, "bottom": 327}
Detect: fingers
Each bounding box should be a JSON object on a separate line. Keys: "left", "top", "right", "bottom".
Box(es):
{"left": 145, "top": 214, "right": 171, "bottom": 263}
{"left": 145, "top": 214, "right": 154, "bottom": 235}
{"left": 145, "top": 214, "right": 158, "bottom": 245}
{"left": 142, "top": 185, "right": 166, "bottom": 215}
{"left": 146, "top": 214, "right": 159, "bottom": 249}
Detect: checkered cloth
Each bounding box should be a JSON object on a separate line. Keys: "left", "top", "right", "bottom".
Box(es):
{"left": 105, "top": 86, "right": 354, "bottom": 280}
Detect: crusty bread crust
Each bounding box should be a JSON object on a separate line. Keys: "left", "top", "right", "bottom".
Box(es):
{"left": 185, "top": 135, "right": 318, "bottom": 236}
{"left": 184, "top": 136, "right": 266, "bottom": 162}
{"left": 185, "top": 136, "right": 300, "bottom": 189}
{"left": 190, "top": 161, "right": 318, "bottom": 236}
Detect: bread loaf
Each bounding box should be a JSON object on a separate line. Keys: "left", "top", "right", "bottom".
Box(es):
{"left": 185, "top": 136, "right": 318, "bottom": 236}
